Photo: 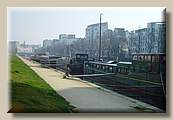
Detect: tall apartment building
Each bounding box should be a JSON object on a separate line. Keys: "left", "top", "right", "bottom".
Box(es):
{"left": 128, "top": 22, "right": 166, "bottom": 54}
{"left": 135, "top": 28, "right": 148, "bottom": 53}
{"left": 8, "top": 41, "right": 19, "bottom": 54}
{"left": 114, "top": 28, "right": 126, "bottom": 39}
{"left": 43, "top": 39, "right": 52, "bottom": 48}
{"left": 59, "top": 34, "right": 77, "bottom": 45}
{"left": 128, "top": 31, "right": 136, "bottom": 54}
{"left": 147, "top": 22, "right": 166, "bottom": 53}
{"left": 114, "top": 28, "right": 128, "bottom": 61}
{"left": 85, "top": 22, "right": 108, "bottom": 58}
{"left": 102, "top": 29, "right": 113, "bottom": 59}
{"left": 59, "top": 34, "right": 75, "bottom": 39}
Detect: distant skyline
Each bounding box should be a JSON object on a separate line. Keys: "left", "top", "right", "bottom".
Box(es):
{"left": 8, "top": 7, "right": 165, "bottom": 45}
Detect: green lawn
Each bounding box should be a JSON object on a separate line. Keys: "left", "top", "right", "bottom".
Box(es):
{"left": 9, "top": 55, "right": 75, "bottom": 113}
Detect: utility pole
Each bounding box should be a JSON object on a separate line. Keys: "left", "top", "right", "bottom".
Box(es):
{"left": 99, "top": 13, "right": 103, "bottom": 61}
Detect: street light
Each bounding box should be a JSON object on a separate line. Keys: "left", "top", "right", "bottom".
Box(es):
{"left": 99, "top": 13, "right": 103, "bottom": 61}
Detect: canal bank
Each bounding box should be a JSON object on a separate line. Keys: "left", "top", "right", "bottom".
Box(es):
{"left": 9, "top": 55, "right": 74, "bottom": 113}
{"left": 18, "top": 55, "right": 163, "bottom": 112}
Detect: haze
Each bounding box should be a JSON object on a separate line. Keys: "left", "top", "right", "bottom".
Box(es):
{"left": 7, "top": 7, "right": 165, "bottom": 45}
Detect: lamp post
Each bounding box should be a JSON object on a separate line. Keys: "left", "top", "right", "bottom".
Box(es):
{"left": 99, "top": 13, "right": 103, "bottom": 61}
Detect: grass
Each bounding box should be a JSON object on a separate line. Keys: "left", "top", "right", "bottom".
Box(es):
{"left": 9, "top": 55, "right": 75, "bottom": 113}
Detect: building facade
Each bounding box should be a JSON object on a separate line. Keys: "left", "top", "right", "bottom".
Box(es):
{"left": 59, "top": 34, "right": 77, "bottom": 45}
{"left": 9, "top": 41, "right": 19, "bottom": 54}
{"left": 85, "top": 22, "right": 108, "bottom": 58}
{"left": 147, "top": 22, "right": 166, "bottom": 53}
{"left": 128, "top": 22, "right": 166, "bottom": 55}
{"left": 43, "top": 39, "right": 53, "bottom": 48}
{"left": 114, "top": 28, "right": 128, "bottom": 61}
{"left": 134, "top": 28, "right": 148, "bottom": 53}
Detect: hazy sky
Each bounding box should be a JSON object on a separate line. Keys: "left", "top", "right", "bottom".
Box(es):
{"left": 8, "top": 7, "right": 165, "bottom": 45}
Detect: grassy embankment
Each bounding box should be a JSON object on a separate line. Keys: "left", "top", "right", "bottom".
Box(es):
{"left": 9, "top": 55, "right": 75, "bottom": 113}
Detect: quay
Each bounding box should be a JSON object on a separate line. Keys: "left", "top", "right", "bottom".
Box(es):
{"left": 18, "top": 56, "right": 163, "bottom": 112}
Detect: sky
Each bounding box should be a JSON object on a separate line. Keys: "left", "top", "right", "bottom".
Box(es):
{"left": 7, "top": 7, "right": 165, "bottom": 45}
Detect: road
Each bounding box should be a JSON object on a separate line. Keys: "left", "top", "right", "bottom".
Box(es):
{"left": 19, "top": 56, "right": 163, "bottom": 112}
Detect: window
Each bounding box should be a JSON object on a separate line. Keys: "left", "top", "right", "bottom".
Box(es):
{"left": 109, "top": 67, "right": 112, "bottom": 70}
{"left": 97, "top": 65, "right": 99, "bottom": 68}
{"left": 152, "top": 56, "right": 155, "bottom": 62}
{"left": 103, "top": 66, "right": 105, "bottom": 70}
{"left": 148, "top": 56, "right": 151, "bottom": 61}
{"left": 133, "top": 55, "right": 137, "bottom": 60}
{"left": 163, "top": 56, "right": 166, "bottom": 61}
{"left": 138, "top": 55, "right": 144, "bottom": 61}
{"left": 76, "top": 55, "right": 80, "bottom": 58}
{"left": 155, "top": 55, "right": 159, "bottom": 62}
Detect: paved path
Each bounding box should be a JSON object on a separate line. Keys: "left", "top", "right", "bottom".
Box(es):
{"left": 19, "top": 56, "right": 162, "bottom": 112}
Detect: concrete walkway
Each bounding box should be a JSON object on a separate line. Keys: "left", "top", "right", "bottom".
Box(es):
{"left": 19, "top": 56, "right": 162, "bottom": 112}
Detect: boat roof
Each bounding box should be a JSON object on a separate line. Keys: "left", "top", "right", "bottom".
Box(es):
{"left": 131, "top": 53, "right": 165, "bottom": 55}
{"left": 118, "top": 62, "right": 132, "bottom": 65}
{"left": 88, "top": 61, "right": 117, "bottom": 67}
